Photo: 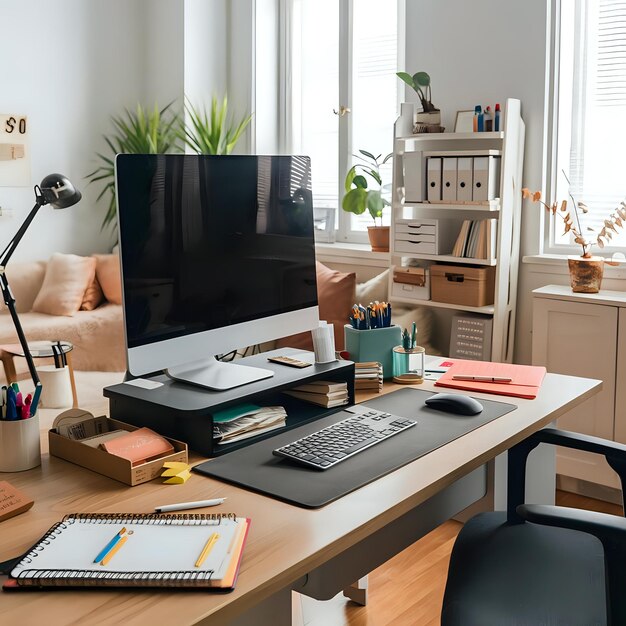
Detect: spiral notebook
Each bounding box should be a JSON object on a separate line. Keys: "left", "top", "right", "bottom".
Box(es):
{"left": 3, "top": 513, "right": 250, "bottom": 591}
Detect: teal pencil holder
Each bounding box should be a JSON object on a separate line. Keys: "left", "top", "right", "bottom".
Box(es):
{"left": 344, "top": 325, "right": 402, "bottom": 379}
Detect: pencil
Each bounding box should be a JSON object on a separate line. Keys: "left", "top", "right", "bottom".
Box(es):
{"left": 100, "top": 534, "right": 128, "bottom": 566}
{"left": 94, "top": 527, "right": 126, "bottom": 563}
{"left": 195, "top": 532, "right": 220, "bottom": 568}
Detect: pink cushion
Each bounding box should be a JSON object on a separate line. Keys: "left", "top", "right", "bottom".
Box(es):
{"left": 32, "top": 253, "right": 96, "bottom": 317}
{"left": 80, "top": 277, "right": 105, "bottom": 311}
{"left": 94, "top": 254, "right": 122, "bottom": 305}
{"left": 276, "top": 262, "right": 356, "bottom": 351}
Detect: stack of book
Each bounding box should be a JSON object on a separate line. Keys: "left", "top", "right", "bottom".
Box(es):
{"left": 213, "top": 404, "right": 287, "bottom": 445}
{"left": 284, "top": 380, "right": 349, "bottom": 408}
{"left": 451, "top": 219, "right": 496, "bottom": 260}
{"left": 354, "top": 362, "right": 383, "bottom": 393}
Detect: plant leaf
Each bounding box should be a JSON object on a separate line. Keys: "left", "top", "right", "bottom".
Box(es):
{"left": 352, "top": 175, "right": 368, "bottom": 189}
{"left": 342, "top": 188, "right": 368, "bottom": 215}
{"left": 358, "top": 149, "right": 376, "bottom": 161}
{"left": 366, "top": 190, "right": 384, "bottom": 220}
{"left": 412, "top": 71, "right": 430, "bottom": 87}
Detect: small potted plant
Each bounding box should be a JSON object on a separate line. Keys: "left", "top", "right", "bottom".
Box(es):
{"left": 396, "top": 71, "right": 442, "bottom": 133}
{"left": 522, "top": 181, "right": 626, "bottom": 292}
{"left": 342, "top": 150, "right": 392, "bottom": 252}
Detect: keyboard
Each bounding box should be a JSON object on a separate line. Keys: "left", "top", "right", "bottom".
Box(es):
{"left": 272, "top": 406, "right": 417, "bottom": 470}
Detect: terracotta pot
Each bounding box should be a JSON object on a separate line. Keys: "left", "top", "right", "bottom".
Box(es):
{"left": 567, "top": 256, "right": 604, "bottom": 293}
{"left": 367, "top": 226, "right": 390, "bottom": 252}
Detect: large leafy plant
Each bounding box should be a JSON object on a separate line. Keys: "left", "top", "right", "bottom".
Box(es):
{"left": 342, "top": 150, "right": 392, "bottom": 226}
{"left": 86, "top": 103, "right": 181, "bottom": 231}
{"left": 396, "top": 70, "right": 438, "bottom": 113}
{"left": 180, "top": 96, "right": 252, "bottom": 155}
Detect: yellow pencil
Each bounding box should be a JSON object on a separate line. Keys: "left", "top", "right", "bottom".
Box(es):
{"left": 195, "top": 532, "right": 220, "bottom": 568}
{"left": 100, "top": 535, "right": 128, "bottom": 566}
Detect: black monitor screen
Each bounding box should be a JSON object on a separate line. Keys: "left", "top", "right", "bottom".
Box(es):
{"left": 116, "top": 154, "right": 318, "bottom": 349}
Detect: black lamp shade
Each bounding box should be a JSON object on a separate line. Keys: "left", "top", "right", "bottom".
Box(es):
{"left": 39, "top": 173, "right": 82, "bottom": 209}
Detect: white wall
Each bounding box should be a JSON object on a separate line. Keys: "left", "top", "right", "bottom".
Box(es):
{"left": 0, "top": 0, "right": 184, "bottom": 262}
{"left": 405, "top": 0, "right": 550, "bottom": 363}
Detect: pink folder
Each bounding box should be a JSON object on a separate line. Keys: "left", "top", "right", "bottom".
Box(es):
{"left": 434, "top": 359, "right": 546, "bottom": 399}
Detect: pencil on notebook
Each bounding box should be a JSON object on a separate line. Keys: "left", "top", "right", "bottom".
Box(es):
{"left": 101, "top": 534, "right": 128, "bottom": 566}
{"left": 195, "top": 532, "right": 220, "bottom": 568}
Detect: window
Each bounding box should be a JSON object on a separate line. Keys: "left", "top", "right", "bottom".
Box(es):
{"left": 287, "top": 0, "right": 401, "bottom": 243}
{"left": 551, "top": 0, "right": 626, "bottom": 253}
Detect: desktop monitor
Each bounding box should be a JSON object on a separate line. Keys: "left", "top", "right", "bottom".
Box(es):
{"left": 115, "top": 154, "right": 319, "bottom": 390}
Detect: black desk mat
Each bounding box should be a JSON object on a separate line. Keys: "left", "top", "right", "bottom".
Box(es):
{"left": 193, "top": 388, "right": 516, "bottom": 508}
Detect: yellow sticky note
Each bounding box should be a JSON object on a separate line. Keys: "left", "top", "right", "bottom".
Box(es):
{"left": 162, "top": 462, "right": 189, "bottom": 471}
{"left": 163, "top": 469, "right": 191, "bottom": 484}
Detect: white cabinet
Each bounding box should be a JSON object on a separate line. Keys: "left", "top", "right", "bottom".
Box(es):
{"left": 390, "top": 99, "right": 525, "bottom": 362}
{"left": 532, "top": 285, "right": 626, "bottom": 489}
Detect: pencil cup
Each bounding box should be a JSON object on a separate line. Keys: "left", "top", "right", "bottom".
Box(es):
{"left": 344, "top": 325, "right": 402, "bottom": 379}
{"left": 311, "top": 322, "right": 336, "bottom": 363}
{"left": 39, "top": 365, "right": 73, "bottom": 408}
{"left": 392, "top": 345, "right": 425, "bottom": 384}
{"left": 0, "top": 411, "right": 41, "bottom": 472}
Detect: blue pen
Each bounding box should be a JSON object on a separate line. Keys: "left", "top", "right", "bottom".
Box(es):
{"left": 30, "top": 382, "right": 42, "bottom": 417}
{"left": 6, "top": 388, "right": 17, "bottom": 420}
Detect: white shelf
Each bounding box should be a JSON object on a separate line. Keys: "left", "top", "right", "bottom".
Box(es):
{"left": 391, "top": 98, "right": 524, "bottom": 363}
{"left": 391, "top": 251, "right": 497, "bottom": 266}
{"left": 405, "top": 200, "right": 500, "bottom": 213}
{"left": 391, "top": 296, "right": 495, "bottom": 315}
{"left": 396, "top": 131, "right": 504, "bottom": 142}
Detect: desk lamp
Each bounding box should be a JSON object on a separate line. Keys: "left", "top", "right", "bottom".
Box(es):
{"left": 0, "top": 174, "right": 82, "bottom": 387}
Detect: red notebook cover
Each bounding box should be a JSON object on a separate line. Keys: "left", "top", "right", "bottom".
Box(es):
{"left": 434, "top": 359, "right": 546, "bottom": 399}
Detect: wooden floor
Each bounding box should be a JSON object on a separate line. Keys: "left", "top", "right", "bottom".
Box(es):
{"left": 299, "top": 491, "right": 623, "bottom": 626}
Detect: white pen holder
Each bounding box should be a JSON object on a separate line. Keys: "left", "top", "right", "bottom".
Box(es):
{"left": 0, "top": 411, "right": 41, "bottom": 472}
{"left": 39, "top": 365, "right": 73, "bottom": 409}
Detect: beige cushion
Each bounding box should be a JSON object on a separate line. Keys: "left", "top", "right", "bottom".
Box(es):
{"left": 32, "top": 253, "right": 96, "bottom": 317}
{"left": 0, "top": 261, "right": 47, "bottom": 313}
{"left": 356, "top": 268, "right": 390, "bottom": 303}
{"left": 81, "top": 277, "right": 104, "bottom": 311}
{"left": 95, "top": 254, "right": 122, "bottom": 305}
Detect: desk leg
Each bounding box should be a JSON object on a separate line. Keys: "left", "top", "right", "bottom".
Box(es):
{"left": 225, "top": 585, "right": 305, "bottom": 626}
{"left": 343, "top": 576, "right": 368, "bottom": 605}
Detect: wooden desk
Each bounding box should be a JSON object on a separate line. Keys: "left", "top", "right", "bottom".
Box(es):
{"left": 0, "top": 374, "right": 600, "bottom": 625}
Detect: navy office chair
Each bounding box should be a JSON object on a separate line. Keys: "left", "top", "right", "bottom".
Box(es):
{"left": 441, "top": 428, "right": 626, "bottom": 626}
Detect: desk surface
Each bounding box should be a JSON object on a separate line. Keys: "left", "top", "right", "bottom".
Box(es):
{"left": 0, "top": 374, "right": 600, "bottom": 625}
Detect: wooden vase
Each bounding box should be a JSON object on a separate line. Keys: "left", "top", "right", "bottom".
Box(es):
{"left": 567, "top": 256, "right": 604, "bottom": 293}
{"left": 367, "top": 226, "right": 390, "bottom": 252}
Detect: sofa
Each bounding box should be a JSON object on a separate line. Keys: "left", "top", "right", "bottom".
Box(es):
{"left": 0, "top": 254, "right": 125, "bottom": 382}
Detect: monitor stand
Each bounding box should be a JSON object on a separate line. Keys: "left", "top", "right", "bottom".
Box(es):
{"left": 166, "top": 356, "right": 274, "bottom": 391}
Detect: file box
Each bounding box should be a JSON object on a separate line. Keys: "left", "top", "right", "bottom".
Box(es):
{"left": 430, "top": 264, "right": 495, "bottom": 307}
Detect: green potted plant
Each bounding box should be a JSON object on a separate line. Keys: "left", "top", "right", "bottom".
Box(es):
{"left": 342, "top": 150, "right": 392, "bottom": 252}
{"left": 396, "top": 70, "right": 442, "bottom": 132}
{"left": 522, "top": 180, "right": 626, "bottom": 292}
{"left": 179, "top": 95, "right": 252, "bottom": 155}
{"left": 86, "top": 102, "right": 182, "bottom": 232}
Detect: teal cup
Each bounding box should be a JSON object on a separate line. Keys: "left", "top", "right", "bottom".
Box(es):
{"left": 344, "top": 325, "right": 402, "bottom": 379}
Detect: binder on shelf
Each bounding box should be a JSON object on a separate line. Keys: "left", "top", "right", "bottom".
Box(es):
{"left": 426, "top": 157, "right": 442, "bottom": 202}
{"left": 3, "top": 513, "right": 250, "bottom": 591}
{"left": 403, "top": 152, "right": 424, "bottom": 202}
{"left": 473, "top": 156, "right": 501, "bottom": 201}
{"left": 442, "top": 157, "right": 458, "bottom": 202}
{"left": 457, "top": 157, "right": 473, "bottom": 201}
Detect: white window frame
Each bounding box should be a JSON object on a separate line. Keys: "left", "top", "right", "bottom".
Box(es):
{"left": 279, "top": 0, "right": 404, "bottom": 245}
{"left": 545, "top": 0, "right": 626, "bottom": 256}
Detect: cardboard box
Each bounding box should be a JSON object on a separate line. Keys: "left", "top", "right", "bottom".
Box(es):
{"left": 430, "top": 264, "right": 495, "bottom": 307}
{"left": 392, "top": 266, "right": 430, "bottom": 301}
{"left": 49, "top": 418, "right": 188, "bottom": 486}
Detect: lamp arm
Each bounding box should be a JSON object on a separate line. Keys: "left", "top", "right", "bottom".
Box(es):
{"left": 0, "top": 191, "right": 45, "bottom": 268}
{"left": 0, "top": 273, "right": 40, "bottom": 386}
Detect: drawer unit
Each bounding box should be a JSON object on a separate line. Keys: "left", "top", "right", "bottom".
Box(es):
{"left": 391, "top": 266, "right": 430, "bottom": 301}
{"left": 394, "top": 219, "right": 456, "bottom": 255}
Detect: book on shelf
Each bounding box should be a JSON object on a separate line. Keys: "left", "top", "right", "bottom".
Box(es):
{"left": 452, "top": 219, "right": 496, "bottom": 260}
{"left": 3, "top": 513, "right": 250, "bottom": 591}
{"left": 291, "top": 380, "right": 347, "bottom": 394}
{"left": 213, "top": 404, "right": 287, "bottom": 445}
{"left": 283, "top": 389, "right": 349, "bottom": 408}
